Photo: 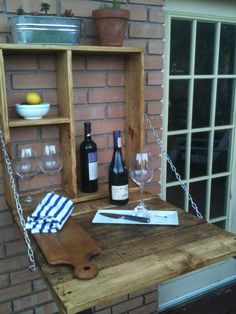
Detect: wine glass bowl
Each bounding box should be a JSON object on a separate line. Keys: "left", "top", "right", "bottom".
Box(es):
{"left": 39, "top": 143, "right": 63, "bottom": 192}
{"left": 15, "top": 144, "right": 39, "bottom": 204}
{"left": 130, "top": 152, "right": 154, "bottom": 217}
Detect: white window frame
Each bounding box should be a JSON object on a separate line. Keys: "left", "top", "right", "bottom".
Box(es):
{"left": 162, "top": 9, "right": 236, "bottom": 231}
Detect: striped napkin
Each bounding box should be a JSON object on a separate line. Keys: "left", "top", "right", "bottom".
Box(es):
{"left": 25, "top": 192, "right": 74, "bottom": 234}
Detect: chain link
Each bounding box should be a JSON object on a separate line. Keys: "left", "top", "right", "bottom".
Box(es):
{"left": 145, "top": 114, "right": 203, "bottom": 219}
{"left": 0, "top": 129, "right": 37, "bottom": 271}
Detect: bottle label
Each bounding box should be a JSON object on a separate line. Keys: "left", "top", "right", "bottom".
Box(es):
{"left": 111, "top": 185, "right": 129, "bottom": 200}
{"left": 88, "top": 152, "right": 97, "bottom": 181}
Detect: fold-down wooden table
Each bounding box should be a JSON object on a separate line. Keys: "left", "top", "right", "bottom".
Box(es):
{"left": 22, "top": 192, "right": 236, "bottom": 314}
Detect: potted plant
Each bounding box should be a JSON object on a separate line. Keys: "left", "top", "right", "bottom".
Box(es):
{"left": 9, "top": 2, "right": 82, "bottom": 45}
{"left": 92, "top": 0, "right": 130, "bottom": 46}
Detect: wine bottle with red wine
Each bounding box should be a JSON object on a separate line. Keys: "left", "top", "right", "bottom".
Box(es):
{"left": 109, "top": 130, "right": 129, "bottom": 205}
{"left": 80, "top": 122, "right": 98, "bottom": 193}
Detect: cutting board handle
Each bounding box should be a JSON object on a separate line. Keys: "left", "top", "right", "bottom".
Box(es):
{"left": 74, "top": 261, "right": 100, "bottom": 279}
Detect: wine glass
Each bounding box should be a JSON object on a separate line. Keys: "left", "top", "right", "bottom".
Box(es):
{"left": 15, "top": 144, "right": 39, "bottom": 205}
{"left": 39, "top": 143, "right": 63, "bottom": 192}
{"left": 130, "top": 152, "right": 154, "bottom": 218}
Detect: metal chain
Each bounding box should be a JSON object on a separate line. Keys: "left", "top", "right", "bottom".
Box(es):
{"left": 145, "top": 114, "right": 203, "bottom": 219}
{"left": 0, "top": 129, "right": 37, "bottom": 271}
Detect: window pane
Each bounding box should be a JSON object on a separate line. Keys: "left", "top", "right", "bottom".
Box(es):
{"left": 195, "top": 22, "right": 216, "bottom": 75}
{"left": 213, "top": 221, "right": 226, "bottom": 229}
{"left": 219, "top": 24, "right": 236, "bottom": 74}
{"left": 167, "top": 134, "right": 186, "bottom": 182}
{"left": 215, "top": 79, "right": 233, "bottom": 126}
{"left": 210, "top": 177, "right": 228, "bottom": 219}
{"left": 189, "top": 180, "right": 207, "bottom": 218}
{"left": 169, "top": 80, "right": 189, "bottom": 131}
{"left": 190, "top": 132, "right": 209, "bottom": 178}
{"left": 170, "top": 19, "right": 192, "bottom": 75}
{"left": 212, "top": 130, "right": 231, "bottom": 174}
{"left": 166, "top": 185, "right": 185, "bottom": 209}
{"left": 192, "top": 80, "right": 212, "bottom": 128}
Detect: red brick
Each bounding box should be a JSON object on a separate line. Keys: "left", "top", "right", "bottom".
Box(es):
{"left": 98, "top": 149, "right": 113, "bottom": 164}
{"left": 10, "top": 268, "right": 40, "bottom": 285}
{"left": 95, "top": 295, "right": 128, "bottom": 311}
{"left": 61, "top": 1, "right": 99, "bottom": 17}
{"left": 41, "top": 125, "right": 60, "bottom": 140}
{"left": 73, "top": 72, "right": 106, "bottom": 88}
{"left": 108, "top": 73, "right": 124, "bottom": 87}
{"left": 130, "top": 23, "right": 164, "bottom": 39}
{"left": 144, "top": 290, "right": 158, "bottom": 304}
{"left": 130, "top": 6, "right": 147, "bottom": 21}
{"left": 75, "top": 119, "right": 125, "bottom": 136}
{"left": 107, "top": 104, "right": 125, "bottom": 118}
{"left": 0, "top": 211, "right": 13, "bottom": 226}
{"left": 5, "top": 240, "right": 27, "bottom": 256}
{"left": 129, "top": 0, "right": 164, "bottom": 4}
{"left": 33, "top": 278, "right": 48, "bottom": 291}
{"left": 4, "top": 55, "right": 38, "bottom": 70}
{"left": 13, "top": 290, "right": 53, "bottom": 312}
{"left": 87, "top": 56, "right": 124, "bottom": 71}
{"left": 145, "top": 55, "right": 163, "bottom": 70}
{"left": 148, "top": 40, "right": 164, "bottom": 55}
{"left": 0, "top": 224, "right": 21, "bottom": 242}
{"left": 41, "top": 90, "right": 58, "bottom": 105}
{"left": 39, "top": 55, "right": 56, "bottom": 70}
{"left": 72, "top": 56, "right": 86, "bottom": 70}
{"left": 147, "top": 129, "right": 162, "bottom": 143}
{"left": 144, "top": 86, "right": 163, "bottom": 101}
{"left": 129, "top": 301, "right": 157, "bottom": 314}
{"left": 34, "top": 301, "right": 59, "bottom": 314}
{"left": 147, "top": 101, "right": 162, "bottom": 115}
{"left": 0, "top": 255, "right": 29, "bottom": 274}
{"left": 112, "top": 296, "right": 144, "bottom": 314}
{"left": 93, "top": 307, "right": 111, "bottom": 314}
{"left": 147, "top": 71, "right": 163, "bottom": 85}
{"left": 129, "top": 285, "right": 157, "bottom": 298}
{"left": 89, "top": 87, "right": 124, "bottom": 104}
{"left": 12, "top": 73, "right": 57, "bottom": 89}
{"left": 149, "top": 8, "right": 165, "bottom": 23}
{"left": 74, "top": 104, "right": 106, "bottom": 121}
{"left": 0, "top": 302, "right": 12, "bottom": 314}
{"left": 0, "top": 244, "right": 4, "bottom": 258}
{"left": 0, "top": 281, "right": 31, "bottom": 303}
{"left": 0, "top": 195, "right": 8, "bottom": 212}
{"left": 10, "top": 127, "right": 38, "bottom": 142}
{"left": 0, "top": 273, "right": 9, "bottom": 288}
{"left": 73, "top": 89, "right": 88, "bottom": 104}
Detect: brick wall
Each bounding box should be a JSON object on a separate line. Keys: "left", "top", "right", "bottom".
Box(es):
{"left": 0, "top": 0, "right": 164, "bottom": 313}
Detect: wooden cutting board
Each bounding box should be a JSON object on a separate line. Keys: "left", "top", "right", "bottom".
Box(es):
{"left": 34, "top": 217, "right": 101, "bottom": 279}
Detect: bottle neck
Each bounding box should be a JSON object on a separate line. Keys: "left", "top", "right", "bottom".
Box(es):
{"left": 84, "top": 122, "right": 92, "bottom": 140}
{"left": 113, "top": 131, "right": 122, "bottom": 150}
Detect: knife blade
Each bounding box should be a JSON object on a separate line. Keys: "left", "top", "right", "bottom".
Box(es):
{"left": 99, "top": 212, "right": 150, "bottom": 223}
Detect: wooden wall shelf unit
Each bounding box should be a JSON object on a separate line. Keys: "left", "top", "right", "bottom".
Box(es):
{"left": 0, "top": 44, "right": 144, "bottom": 209}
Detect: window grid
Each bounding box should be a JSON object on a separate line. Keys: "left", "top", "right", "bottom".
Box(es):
{"left": 164, "top": 14, "right": 236, "bottom": 227}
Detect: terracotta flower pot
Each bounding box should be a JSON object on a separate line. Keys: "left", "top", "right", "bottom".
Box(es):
{"left": 92, "top": 8, "right": 130, "bottom": 46}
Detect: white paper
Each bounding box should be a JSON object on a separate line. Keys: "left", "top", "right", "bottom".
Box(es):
{"left": 92, "top": 209, "right": 179, "bottom": 225}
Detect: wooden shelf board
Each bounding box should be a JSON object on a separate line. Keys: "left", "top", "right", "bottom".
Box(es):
{"left": 9, "top": 116, "right": 70, "bottom": 127}
{"left": 0, "top": 44, "right": 144, "bottom": 54}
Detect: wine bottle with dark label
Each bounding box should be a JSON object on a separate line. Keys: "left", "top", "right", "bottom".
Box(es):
{"left": 109, "top": 130, "right": 129, "bottom": 205}
{"left": 80, "top": 122, "right": 98, "bottom": 193}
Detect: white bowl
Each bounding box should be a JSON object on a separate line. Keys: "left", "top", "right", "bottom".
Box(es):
{"left": 15, "top": 103, "right": 50, "bottom": 119}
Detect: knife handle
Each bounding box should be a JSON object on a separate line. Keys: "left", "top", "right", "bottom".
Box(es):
{"left": 123, "top": 215, "right": 150, "bottom": 223}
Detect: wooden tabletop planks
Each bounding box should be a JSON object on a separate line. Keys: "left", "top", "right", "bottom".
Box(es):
{"left": 23, "top": 194, "right": 236, "bottom": 314}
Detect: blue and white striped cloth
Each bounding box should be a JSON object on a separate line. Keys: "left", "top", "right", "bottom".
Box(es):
{"left": 25, "top": 192, "right": 74, "bottom": 234}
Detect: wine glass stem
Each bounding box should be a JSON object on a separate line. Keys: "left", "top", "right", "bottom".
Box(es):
{"left": 139, "top": 183, "right": 144, "bottom": 207}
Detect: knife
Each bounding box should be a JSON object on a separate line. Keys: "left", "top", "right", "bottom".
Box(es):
{"left": 99, "top": 212, "right": 150, "bottom": 223}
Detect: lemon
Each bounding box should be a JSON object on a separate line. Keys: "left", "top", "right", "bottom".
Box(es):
{"left": 25, "top": 92, "right": 42, "bottom": 105}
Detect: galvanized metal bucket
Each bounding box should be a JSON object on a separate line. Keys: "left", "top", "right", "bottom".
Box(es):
{"left": 10, "top": 15, "right": 82, "bottom": 45}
